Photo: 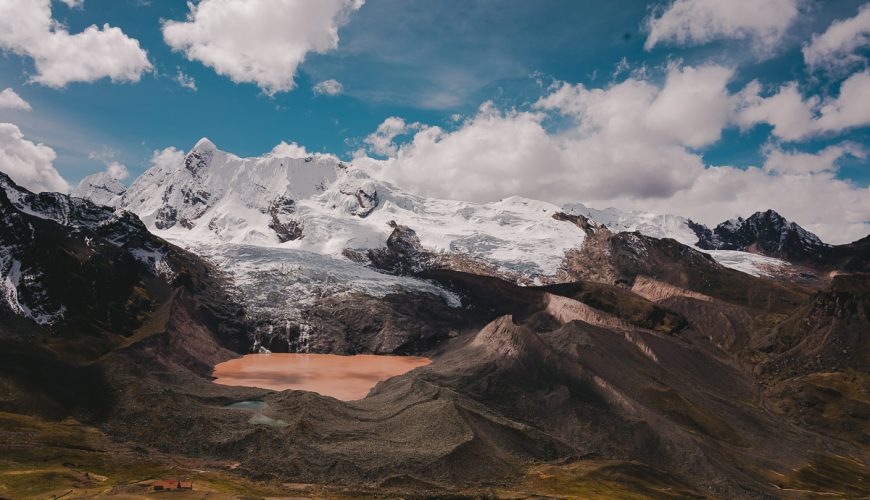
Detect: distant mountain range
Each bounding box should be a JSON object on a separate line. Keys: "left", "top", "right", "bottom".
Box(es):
{"left": 66, "top": 139, "right": 868, "bottom": 340}
{"left": 1, "top": 140, "right": 868, "bottom": 498}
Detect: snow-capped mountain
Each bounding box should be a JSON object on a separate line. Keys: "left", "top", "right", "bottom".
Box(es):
{"left": 63, "top": 138, "right": 859, "bottom": 344}
{"left": 119, "top": 138, "right": 587, "bottom": 281}
{"left": 693, "top": 209, "right": 831, "bottom": 262}
{"left": 0, "top": 172, "right": 175, "bottom": 326}
{"left": 562, "top": 202, "right": 699, "bottom": 245}
{"left": 562, "top": 202, "right": 793, "bottom": 277}
{"left": 70, "top": 172, "right": 127, "bottom": 208}
{"left": 99, "top": 139, "right": 590, "bottom": 339}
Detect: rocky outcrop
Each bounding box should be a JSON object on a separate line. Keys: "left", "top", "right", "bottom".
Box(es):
{"left": 341, "top": 184, "right": 380, "bottom": 218}
{"left": 551, "top": 211, "right": 605, "bottom": 235}
{"left": 543, "top": 293, "right": 633, "bottom": 330}
{"left": 698, "top": 209, "right": 830, "bottom": 262}
{"left": 267, "top": 195, "right": 303, "bottom": 242}
{"left": 630, "top": 275, "right": 714, "bottom": 303}
{"left": 358, "top": 221, "right": 434, "bottom": 275}
{"left": 0, "top": 172, "right": 245, "bottom": 339}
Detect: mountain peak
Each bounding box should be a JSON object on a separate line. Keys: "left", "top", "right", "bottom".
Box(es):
{"left": 750, "top": 209, "right": 787, "bottom": 224}
{"left": 191, "top": 137, "right": 217, "bottom": 153}
{"left": 70, "top": 172, "right": 127, "bottom": 208}
{"left": 699, "top": 209, "right": 829, "bottom": 262}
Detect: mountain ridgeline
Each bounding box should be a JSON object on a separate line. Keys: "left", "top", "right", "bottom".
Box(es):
{"left": 0, "top": 139, "right": 868, "bottom": 498}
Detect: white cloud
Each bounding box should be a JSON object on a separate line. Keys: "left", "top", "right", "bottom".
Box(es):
{"left": 88, "top": 147, "right": 129, "bottom": 180}
{"left": 364, "top": 116, "right": 419, "bottom": 157}
{"left": 736, "top": 70, "right": 870, "bottom": 140}
{"left": 378, "top": 65, "right": 736, "bottom": 203}
{"left": 175, "top": 69, "right": 197, "bottom": 91}
{"left": 535, "top": 64, "right": 734, "bottom": 149}
{"left": 814, "top": 69, "right": 870, "bottom": 132}
{"left": 645, "top": 0, "right": 800, "bottom": 54}
{"left": 630, "top": 165, "right": 870, "bottom": 244}
{"left": 0, "top": 122, "right": 69, "bottom": 193}
{"left": 88, "top": 146, "right": 118, "bottom": 164}
{"left": 313, "top": 79, "right": 343, "bottom": 95}
{"left": 267, "top": 140, "right": 339, "bottom": 161}
{"left": 105, "top": 161, "right": 129, "bottom": 180}
{"left": 0, "top": 89, "right": 31, "bottom": 111}
{"left": 734, "top": 81, "right": 817, "bottom": 141}
{"left": 803, "top": 3, "right": 870, "bottom": 73}
{"left": 0, "top": 0, "right": 152, "bottom": 87}
{"left": 58, "top": 0, "right": 84, "bottom": 7}
{"left": 150, "top": 146, "right": 185, "bottom": 171}
{"left": 357, "top": 64, "right": 870, "bottom": 244}
{"left": 269, "top": 141, "right": 311, "bottom": 158}
{"left": 762, "top": 142, "right": 865, "bottom": 175}
{"left": 162, "top": 0, "right": 364, "bottom": 95}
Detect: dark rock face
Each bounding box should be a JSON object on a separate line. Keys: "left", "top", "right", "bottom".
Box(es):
{"left": 824, "top": 235, "right": 870, "bottom": 273}
{"left": 183, "top": 148, "right": 212, "bottom": 176}
{"left": 0, "top": 172, "right": 246, "bottom": 342}
{"left": 697, "top": 209, "right": 830, "bottom": 262}
{"left": 342, "top": 185, "right": 379, "bottom": 217}
{"left": 551, "top": 212, "right": 604, "bottom": 235}
{"left": 687, "top": 219, "right": 716, "bottom": 248}
{"left": 364, "top": 221, "right": 432, "bottom": 274}
{"left": 154, "top": 204, "right": 177, "bottom": 230}
{"left": 267, "top": 195, "right": 303, "bottom": 242}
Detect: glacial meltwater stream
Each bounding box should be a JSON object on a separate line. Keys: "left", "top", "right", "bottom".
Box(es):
{"left": 212, "top": 353, "right": 431, "bottom": 401}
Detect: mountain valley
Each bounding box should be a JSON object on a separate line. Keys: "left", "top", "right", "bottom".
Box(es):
{"left": 0, "top": 141, "right": 868, "bottom": 498}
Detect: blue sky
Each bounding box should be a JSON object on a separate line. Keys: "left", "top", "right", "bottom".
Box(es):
{"left": 0, "top": 0, "right": 869, "bottom": 241}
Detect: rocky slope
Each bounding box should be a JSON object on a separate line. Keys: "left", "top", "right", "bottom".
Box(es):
{"left": 2, "top": 141, "right": 869, "bottom": 498}
{"left": 693, "top": 209, "right": 831, "bottom": 262}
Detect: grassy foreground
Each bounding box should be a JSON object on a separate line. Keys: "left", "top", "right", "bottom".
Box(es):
{"left": 1, "top": 410, "right": 866, "bottom": 499}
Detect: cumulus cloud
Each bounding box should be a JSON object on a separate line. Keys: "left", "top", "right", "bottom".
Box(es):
{"left": 269, "top": 141, "right": 311, "bottom": 158}
{"left": 364, "top": 116, "right": 420, "bottom": 157}
{"left": 0, "top": 123, "right": 69, "bottom": 193}
{"left": 58, "top": 0, "right": 84, "bottom": 7}
{"left": 736, "top": 70, "right": 870, "bottom": 140}
{"left": 267, "top": 140, "right": 339, "bottom": 161}
{"left": 762, "top": 142, "right": 865, "bottom": 175}
{"left": 313, "top": 79, "right": 343, "bottom": 95}
{"left": 88, "top": 147, "right": 129, "bottom": 180}
{"left": 629, "top": 166, "right": 870, "bottom": 244}
{"left": 377, "top": 65, "right": 736, "bottom": 203}
{"left": 645, "top": 0, "right": 800, "bottom": 54}
{"left": 175, "top": 69, "right": 197, "bottom": 91}
{"left": 162, "top": 0, "right": 364, "bottom": 95}
{"left": 358, "top": 64, "right": 870, "bottom": 244}
{"left": 104, "top": 161, "right": 129, "bottom": 180}
{"left": 0, "top": 89, "right": 31, "bottom": 111}
{"left": 803, "top": 3, "right": 870, "bottom": 73}
{"left": 150, "top": 146, "right": 185, "bottom": 171}
{"left": 0, "top": 0, "right": 152, "bottom": 87}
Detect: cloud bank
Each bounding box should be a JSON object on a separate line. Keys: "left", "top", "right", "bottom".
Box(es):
{"left": 163, "top": 0, "right": 364, "bottom": 95}
{"left": 358, "top": 64, "right": 870, "bottom": 244}
{"left": 0, "top": 0, "right": 152, "bottom": 87}
{"left": 803, "top": 3, "right": 870, "bottom": 73}
{"left": 645, "top": 0, "right": 801, "bottom": 54}
{"left": 0, "top": 123, "right": 69, "bottom": 193}
{"left": 0, "top": 89, "right": 31, "bottom": 111}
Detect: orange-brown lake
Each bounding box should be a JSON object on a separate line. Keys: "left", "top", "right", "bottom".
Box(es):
{"left": 212, "top": 353, "right": 431, "bottom": 401}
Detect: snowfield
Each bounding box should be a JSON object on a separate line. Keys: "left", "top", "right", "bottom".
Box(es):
{"left": 67, "top": 138, "right": 795, "bottom": 328}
